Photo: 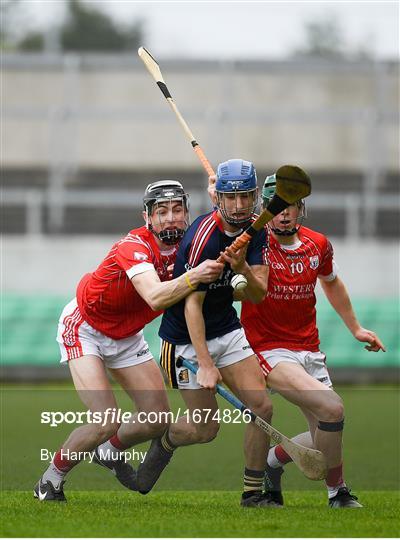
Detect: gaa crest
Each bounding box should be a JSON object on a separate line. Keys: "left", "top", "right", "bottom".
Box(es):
{"left": 178, "top": 368, "right": 189, "bottom": 384}
{"left": 309, "top": 255, "right": 319, "bottom": 269}
{"left": 134, "top": 252, "right": 148, "bottom": 261}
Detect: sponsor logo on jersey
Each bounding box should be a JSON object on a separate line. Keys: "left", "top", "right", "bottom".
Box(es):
{"left": 208, "top": 268, "right": 234, "bottom": 289}
{"left": 309, "top": 255, "right": 319, "bottom": 269}
{"left": 285, "top": 253, "right": 305, "bottom": 259}
{"left": 178, "top": 368, "right": 189, "bottom": 384}
{"left": 134, "top": 252, "right": 149, "bottom": 261}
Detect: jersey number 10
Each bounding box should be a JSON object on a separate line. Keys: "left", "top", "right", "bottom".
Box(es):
{"left": 290, "top": 261, "right": 304, "bottom": 274}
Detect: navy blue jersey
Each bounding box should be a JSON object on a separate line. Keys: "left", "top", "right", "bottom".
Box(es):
{"left": 159, "top": 211, "right": 268, "bottom": 344}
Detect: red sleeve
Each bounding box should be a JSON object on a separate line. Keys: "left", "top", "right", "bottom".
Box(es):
{"left": 115, "top": 238, "right": 155, "bottom": 277}
{"left": 318, "top": 238, "right": 334, "bottom": 277}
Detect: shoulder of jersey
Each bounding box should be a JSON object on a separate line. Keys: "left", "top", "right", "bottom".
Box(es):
{"left": 119, "top": 227, "right": 155, "bottom": 250}
{"left": 191, "top": 211, "right": 215, "bottom": 227}
{"left": 124, "top": 225, "right": 148, "bottom": 238}
{"left": 300, "top": 226, "right": 328, "bottom": 246}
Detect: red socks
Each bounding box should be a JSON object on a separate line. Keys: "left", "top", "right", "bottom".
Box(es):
{"left": 275, "top": 445, "right": 293, "bottom": 465}
{"left": 53, "top": 449, "right": 79, "bottom": 472}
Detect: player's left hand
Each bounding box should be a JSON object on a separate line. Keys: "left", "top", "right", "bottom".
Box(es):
{"left": 354, "top": 327, "right": 386, "bottom": 352}
{"left": 219, "top": 245, "right": 248, "bottom": 275}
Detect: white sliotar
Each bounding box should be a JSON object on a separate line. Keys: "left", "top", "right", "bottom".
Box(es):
{"left": 230, "top": 274, "right": 248, "bottom": 291}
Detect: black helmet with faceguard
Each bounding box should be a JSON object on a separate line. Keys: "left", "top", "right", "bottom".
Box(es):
{"left": 143, "top": 180, "right": 189, "bottom": 245}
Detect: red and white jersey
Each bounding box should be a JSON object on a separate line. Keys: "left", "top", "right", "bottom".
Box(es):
{"left": 76, "top": 226, "right": 177, "bottom": 340}
{"left": 241, "top": 226, "right": 337, "bottom": 352}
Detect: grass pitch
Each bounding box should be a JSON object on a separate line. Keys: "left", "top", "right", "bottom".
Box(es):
{"left": 1, "top": 490, "right": 399, "bottom": 537}
{"left": 1, "top": 384, "right": 399, "bottom": 537}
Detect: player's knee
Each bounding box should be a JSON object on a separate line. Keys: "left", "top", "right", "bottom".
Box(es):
{"left": 319, "top": 396, "right": 344, "bottom": 423}
{"left": 194, "top": 421, "right": 220, "bottom": 444}
{"left": 139, "top": 406, "right": 172, "bottom": 438}
{"left": 147, "top": 420, "right": 169, "bottom": 439}
{"left": 259, "top": 399, "right": 273, "bottom": 422}
{"left": 93, "top": 421, "right": 120, "bottom": 444}
{"left": 247, "top": 393, "right": 273, "bottom": 422}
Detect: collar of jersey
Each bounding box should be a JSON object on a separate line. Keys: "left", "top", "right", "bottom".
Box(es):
{"left": 137, "top": 225, "right": 161, "bottom": 256}
{"left": 269, "top": 226, "right": 303, "bottom": 251}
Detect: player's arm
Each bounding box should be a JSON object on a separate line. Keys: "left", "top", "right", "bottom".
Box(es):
{"left": 184, "top": 291, "right": 222, "bottom": 391}
{"left": 319, "top": 275, "right": 386, "bottom": 352}
{"left": 233, "top": 264, "right": 269, "bottom": 302}
{"left": 132, "top": 259, "right": 223, "bottom": 311}
{"left": 219, "top": 246, "right": 268, "bottom": 304}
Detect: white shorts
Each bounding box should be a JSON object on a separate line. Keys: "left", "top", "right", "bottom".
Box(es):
{"left": 256, "top": 348, "right": 332, "bottom": 387}
{"left": 160, "top": 328, "right": 254, "bottom": 390}
{"left": 57, "top": 299, "right": 153, "bottom": 369}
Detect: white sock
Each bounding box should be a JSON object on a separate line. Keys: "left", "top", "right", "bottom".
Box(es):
{"left": 97, "top": 439, "right": 123, "bottom": 461}
{"left": 327, "top": 482, "right": 346, "bottom": 499}
{"left": 267, "top": 447, "right": 284, "bottom": 469}
{"left": 42, "top": 463, "right": 66, "bottom": 489}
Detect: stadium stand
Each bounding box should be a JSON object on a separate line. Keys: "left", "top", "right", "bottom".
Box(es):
{"left": 3, "top": 56, "right": 398, "bottom": 382}
{"left": 1, "top": 295, "right": 398, "bottom": 381}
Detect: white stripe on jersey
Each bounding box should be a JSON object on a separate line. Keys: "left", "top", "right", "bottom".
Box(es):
{"left": 126, "top": 261, "right": 155, "bottom": 279}
{"left": 189, "top": 215, "right": 216, "bottom": 267}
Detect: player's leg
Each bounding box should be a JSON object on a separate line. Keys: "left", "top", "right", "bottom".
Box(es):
{"left": 91, "top": 330, "right": 168, "bottom": 455}
{"left": 93, "top": 358, "right": 171, "bottom": 490}
{"left": 266, "top": 360, "right": 362, "bottom": 507}
{"left": 301, "top": 404, "right": 362, "bottom": 507}
{"left": 168, "top": 388, "right": 220, "bottom": 446}
{"left": 107, "top": 359, "right": 171, "bottom": 446}
{"left": 220, "top": 354, "right": 275, "bottom": 507}
{"left": 259, "top": 350, "right": 343, "bottom": 471}
{"left": 35, "top": 354, "right": 118, "bottom": 502}
{"left": 267, "top": 362, "right": 343, "bottom": 465}
{"left": 137, "top": 388, "right": 219, "bottom": 494}
{"left": 265, "top": 406, "right": 315, "bottom": 506}
{"left": 37, "top": 299, "right": 139, "bottom": 500}
{"left": 136, "top": 338, "right": 220, "bottom": 494}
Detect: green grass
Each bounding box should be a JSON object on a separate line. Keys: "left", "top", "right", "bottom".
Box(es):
{"left": 1, "top": 384, "right": 399, "bottom": 536}
{"left": 1, "top": 490, "right": 399, "bottom": 537}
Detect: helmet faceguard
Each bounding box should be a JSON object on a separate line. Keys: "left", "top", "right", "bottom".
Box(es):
{"left": 143, "top": 180, "right": 190, "bottom": 245}
{"left": 262, "top": 174, "right": 306, "bottom": 236}
{"left": 215, "top": 159, "right": 258, "bottom": 228}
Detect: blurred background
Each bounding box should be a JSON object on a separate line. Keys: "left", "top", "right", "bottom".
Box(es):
{"left": 2, "top": 0, "right": 399, "bottom": 382}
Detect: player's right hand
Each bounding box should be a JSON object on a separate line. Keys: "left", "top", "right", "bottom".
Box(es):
{"left": 219, "top": 245, "right": 249, "bottom": 275}
{"left": 197, "top": 364, "right": 222, "bottom": 392}
{"left": 354, "top": 327, "right": 386, "bottom": 352}
{"left": 195, "top": 259, "right": 224, "bottom": 283}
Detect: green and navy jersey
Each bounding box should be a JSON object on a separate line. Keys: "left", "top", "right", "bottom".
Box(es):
{"left": 159, "top": 210, "right": 268, "bottom": 345}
